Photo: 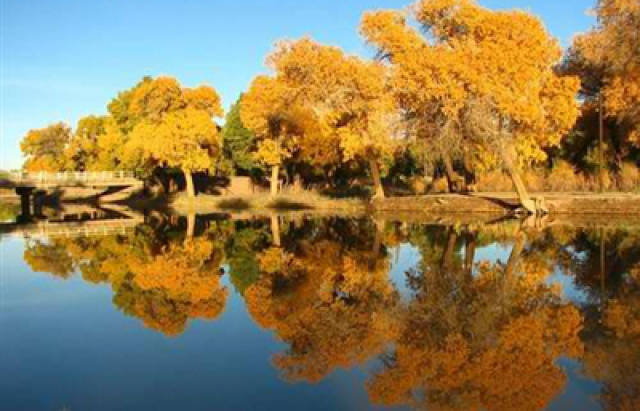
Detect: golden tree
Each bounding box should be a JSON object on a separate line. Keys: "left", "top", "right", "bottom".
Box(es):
{"left": 20, "top": 123, "right": 71, "bottom": 171}
{"left": 572, "top": 0, "right": 640, "bottom": 159}
{"left": 65, "top": 115, "right": 131, "bottom": 171}
{"left": 361, "top": 0, "right": 580, "bottom": 211}
{"left": 126, "top": 77, "right": 224, "bottom": 197}
{"left": 242, "top": 38, "right": 397, "bottom": 197}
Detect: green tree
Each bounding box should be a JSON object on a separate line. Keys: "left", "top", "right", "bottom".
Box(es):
{"left": 222, "top": 95, "right": 260, "bottom": 176}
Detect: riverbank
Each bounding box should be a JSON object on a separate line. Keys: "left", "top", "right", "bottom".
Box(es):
{"left": 372, "top": 192, "right": 640, "bottom": 215}
{"left": 8, "top": 189, "right": 640, "bottom": 217}
{"left": 167, "top": 191, "right": 640, "bottom": 216}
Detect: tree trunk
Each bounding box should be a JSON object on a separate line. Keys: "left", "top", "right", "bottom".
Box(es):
{"left": 270, "top": 165, "right": 280, "bottom": 197}
{"left": 501, "top": 144, "right": 536, "bottom": 214}
{"left": 184, "top": 169, "right": 196, "bottom": 198}
{"left": 462, "top": 150, "right": 476, "bottom": 190}
{"left": 369, "top": 158, "right": 385, "bottom": 199}
{"left": 292, "top": 173, "right": 303, "bottom": 193}
{"left": 441, "top": 151, "right": 464, "bottom": 193}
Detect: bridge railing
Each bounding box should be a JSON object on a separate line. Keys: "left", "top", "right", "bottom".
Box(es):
{"left": 8, "top": 171, "right": 137, "bottom": 183}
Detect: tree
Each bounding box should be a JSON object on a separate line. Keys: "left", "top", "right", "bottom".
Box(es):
{"left": 569, "top": 0, "right": 640, "bottom": 168}
{"left": 131, "top": 107, "right": 221, "bottom": 197}
{"left": 361, "top": 0, "right": 580, "bottom": 212}
{"left": 222, "top": 95, "right": 260, "bottom": 175}
{"left": 125, "top": 76, "right": 224, "bottom": 197}
{"left": 20, "top": 123, "right": 71, "bottom": 171}
{"left": 65, "top": 115, "right": 107, "bottom": 171}
{"left": 241, "top": 74, "right": 300, "bottom": 196}
{"left": 243, "top": 38, "right": 397, "bottom": 198}
{"left": 108, "top": 76, "right": 153, "bottom": 133}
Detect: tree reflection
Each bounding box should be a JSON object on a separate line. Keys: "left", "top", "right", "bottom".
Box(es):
{"left": 582, "top": 261, "right": 640, "bottom": 410}
{"left": 19, "top": 214, "right": 640, "bottom": 409}
{"left": 244, "top": 218, "right": 399, "bottom": 382}
{"left": 367, "top": 225, "right": 583, "bottom": 411}
{"left": 22, "top": 218, "right": 230, "bottom": 336}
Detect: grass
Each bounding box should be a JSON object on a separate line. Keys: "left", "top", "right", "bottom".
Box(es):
{"left": 171, "top": 189, "right": 367, "bottom": 214}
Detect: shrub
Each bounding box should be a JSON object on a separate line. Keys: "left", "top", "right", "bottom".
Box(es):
{"left": 475, "top": 170, "right": 512, "bottom": 192}
{"left": 408, "top": 176, "right": 430, "bottom": 194}
{"left": 546, "top": 161, "right": 581, "bottom": 192}
{"left": 432, "top": 177, "right": 450, "bottom": 193}
{"left": 617, "top": 162, "right": 640, "bottom": 192}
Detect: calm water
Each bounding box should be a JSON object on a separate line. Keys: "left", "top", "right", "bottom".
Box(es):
{"left": 1, "top": 211, "right": 639, "bottom": 410}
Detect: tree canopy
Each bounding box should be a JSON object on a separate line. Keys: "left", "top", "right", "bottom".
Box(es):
{"left": 20, "top": 123, "right": 71, "bottom": 171}
{"left": 241, "top": 38, "right": 397, "bottom": 197}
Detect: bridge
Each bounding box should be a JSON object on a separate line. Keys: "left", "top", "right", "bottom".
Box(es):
{"left": 0, "top": 171, "right": 144, "bottom": 218}
{"left": 1, "top": 171, "right": 143, "bottom": 189}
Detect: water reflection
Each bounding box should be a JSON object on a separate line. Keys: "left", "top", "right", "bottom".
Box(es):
{"left": 3, "top": 210, "right": 640, "bottom": 410}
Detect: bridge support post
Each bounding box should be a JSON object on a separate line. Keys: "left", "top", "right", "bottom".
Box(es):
{"left": 32, "top": 190, "right": 46, "bottom": 217}
{"left": 15, "top": 187, "right": 34, "bottom": 222}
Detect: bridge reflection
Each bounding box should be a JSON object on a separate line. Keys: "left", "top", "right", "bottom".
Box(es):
{"left": 0, "top": 204, "right": 144, "bottom": 239}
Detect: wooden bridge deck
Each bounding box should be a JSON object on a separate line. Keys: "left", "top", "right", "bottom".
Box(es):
{"left": 0, "top": 171, "right": 143, "bottom": 189}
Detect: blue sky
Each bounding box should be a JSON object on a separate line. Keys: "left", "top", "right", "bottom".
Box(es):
{"left": 1, "top": 0, "right": 595, "bottom": 170}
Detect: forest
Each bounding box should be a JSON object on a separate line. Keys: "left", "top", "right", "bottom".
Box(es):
{"left": 17, "top": 0, "right": 640, "bottom": 214}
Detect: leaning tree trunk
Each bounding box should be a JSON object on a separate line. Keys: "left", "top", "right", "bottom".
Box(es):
{"left": 270, "top": 165, "right": 280, "bottom": 197}
{"left": 184, "top": 169, "right": 196, "bottom": 198}
{"left": 500, "top": 144, "right": 537, "bottom": 214}
{"left": 369, "top": 158, "right": 385, "bottom": 199}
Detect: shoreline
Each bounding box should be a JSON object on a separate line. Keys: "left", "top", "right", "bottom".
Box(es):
{"left": 5, "top": 191, "right": 640, "bottom": 217}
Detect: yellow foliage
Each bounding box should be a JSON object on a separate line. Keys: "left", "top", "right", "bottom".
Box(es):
{"left": 242, "top": 38, "right": 397, "bottom": 171}
{"left": 131, "top": 107, "right": 221, "bottom": 172}
{"left": 20, "top": 123, "right": 71, "bottom": 171}
{"left": 361, "top": 0, "right": 580, "bottom": 171}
